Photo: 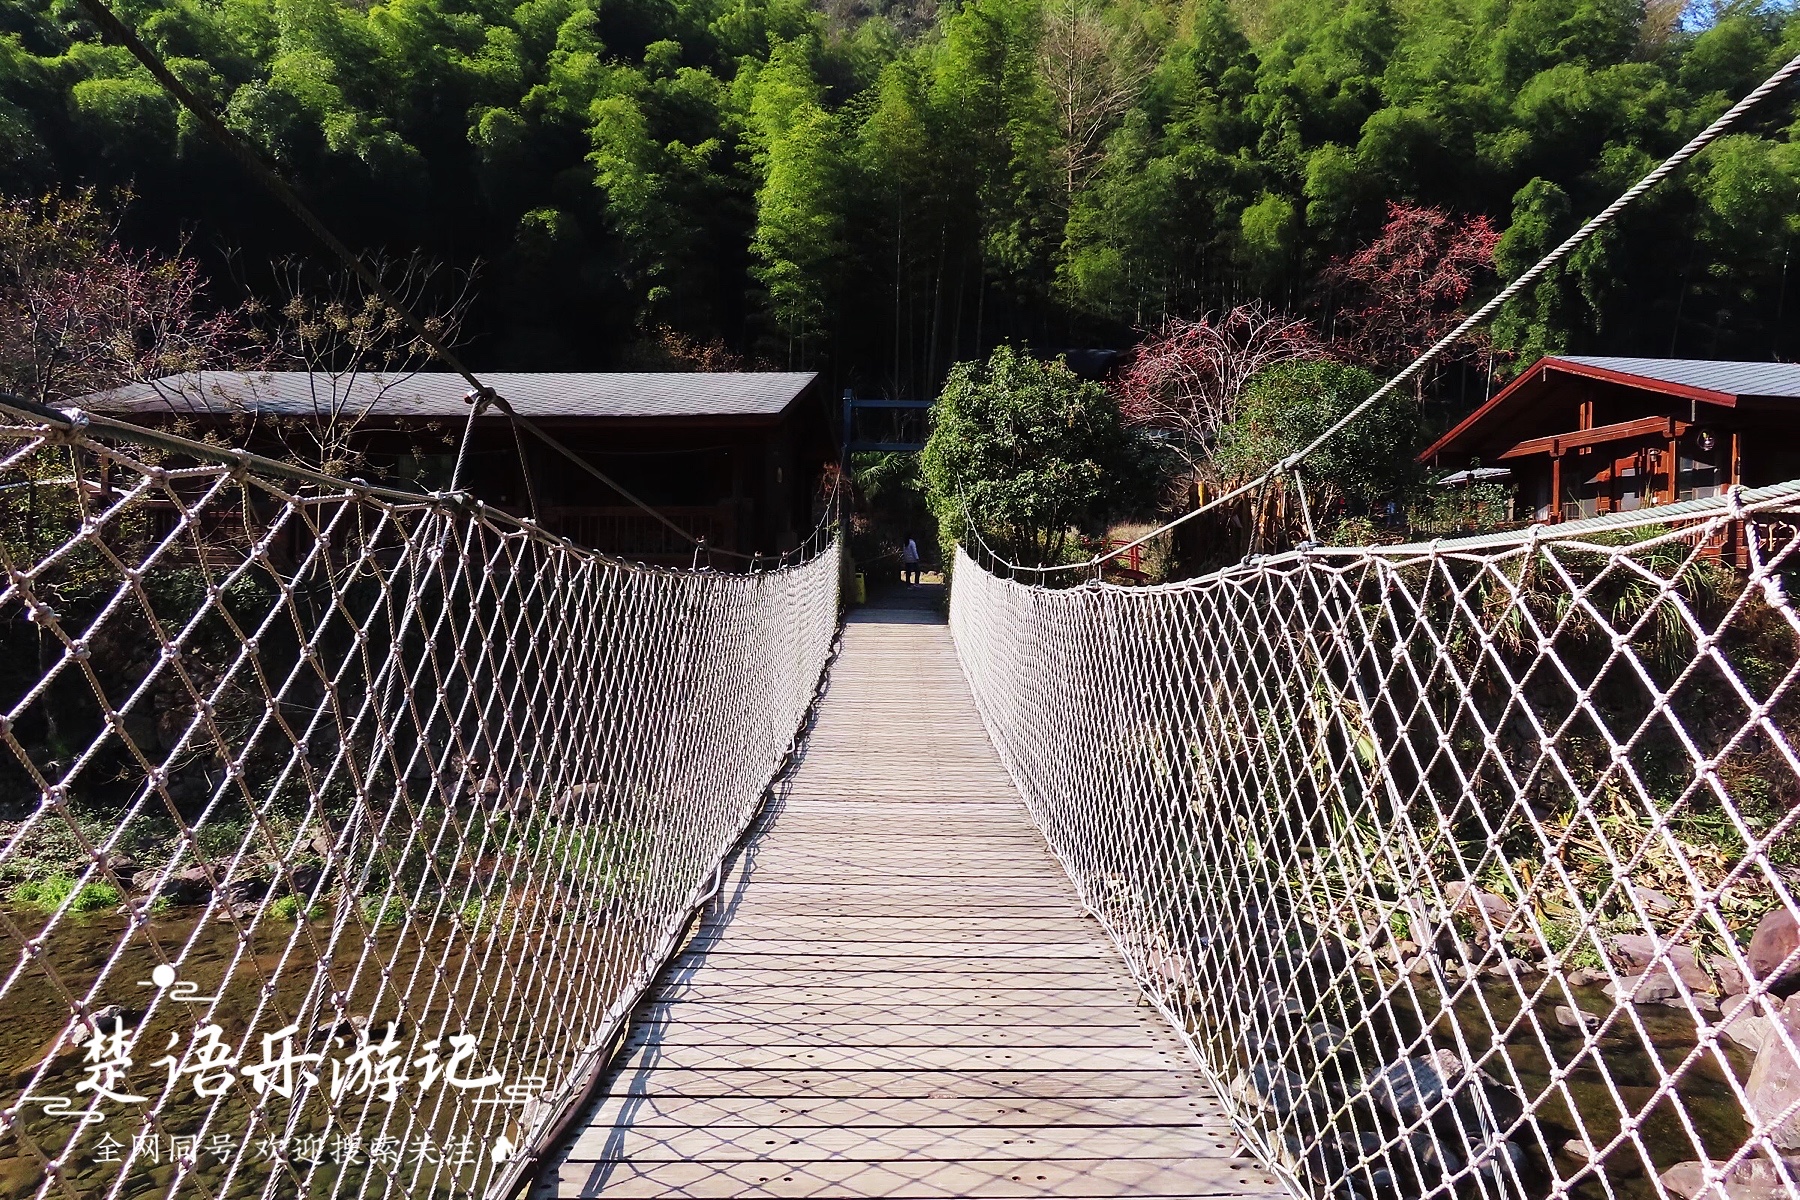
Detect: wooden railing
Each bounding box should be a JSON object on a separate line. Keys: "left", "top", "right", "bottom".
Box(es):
{"left": 1103, "top": 538, "right": 1148, "bottom": 582}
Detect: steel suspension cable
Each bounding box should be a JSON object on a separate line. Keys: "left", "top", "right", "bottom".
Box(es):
{"left": 981, "top": 47, "right": 1800, "bottom": 577}
{"left": 72, "top": 0, "right": 769, "bottom": 562}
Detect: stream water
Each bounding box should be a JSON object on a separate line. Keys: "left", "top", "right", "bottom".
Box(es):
{"left": 1214, "top": 961, "right": 1761, "bottom": 1200}
{"left": 1451, "top": 977, "right": 1753, "bottom": 1199}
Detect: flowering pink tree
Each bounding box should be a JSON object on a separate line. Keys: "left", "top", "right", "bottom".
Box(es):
{"left": 1321, "top": 202, "right": 1499, "bottom": 383}
{"left": 0, "top": 191, "right": 257, "bottom": 407}
{"left": 1113, "top": 302, "right": 1323, "bottom": 471}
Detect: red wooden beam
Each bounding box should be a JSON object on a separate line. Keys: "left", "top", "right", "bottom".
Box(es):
{"left": 1497, "top": 416, "right": 1690, "bottom": 460}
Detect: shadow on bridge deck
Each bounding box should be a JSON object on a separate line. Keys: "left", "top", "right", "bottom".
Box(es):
{"left": 849, "top": 582, "right": 947, "bottom": 623}
{"left": 537, "top": 599, "right": 1279, "bottom": 1199}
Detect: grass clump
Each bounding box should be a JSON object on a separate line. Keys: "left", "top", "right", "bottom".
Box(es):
{"left": 10, "top": 874, "right": 122, "bottom": 913}
{"left": 270, "top": 894, "right": 324, "bottom": 922}
{"left": 361, "top": 895, "right": 408, "bottom": 927}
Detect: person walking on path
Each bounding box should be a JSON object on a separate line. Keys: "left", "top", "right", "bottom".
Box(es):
{"left": 901, "top": 534, "right": 922, "bottom": 585}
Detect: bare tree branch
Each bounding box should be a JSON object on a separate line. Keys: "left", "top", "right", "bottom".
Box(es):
{"left": 1113, "top": 303, "right": 1323, "bottom": 475}
{"left": 1040, "top": 0, "right": 1150, "bottom": 206}
{"left": 157, "top": 254, "right": 479, "bottom": 476}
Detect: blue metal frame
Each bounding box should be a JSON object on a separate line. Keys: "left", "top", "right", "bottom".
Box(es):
{"left": 841, "top": 390, "right": 933, "bottom": 459}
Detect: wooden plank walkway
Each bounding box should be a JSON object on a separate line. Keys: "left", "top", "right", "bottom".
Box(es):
{"left": 540, "top": 589, "right": 1280, "bottom": 1199}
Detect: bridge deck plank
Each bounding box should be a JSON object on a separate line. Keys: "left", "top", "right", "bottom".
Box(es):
{"left": 644, "top": 986, "right": 1139, "bottom": 1003}
{"left": 541, "top": 598, "right": 1276, "bottom": 1200}
{"left": 618, "top": 1022, "right": 1171, "bottom": 1044}
{"left": 563, "top": 1124, "right": 1234, "bottom": 1162}
{"left": 624, "top": 1003, "right": 1158, "bottom": 1023}
{"left": 572, "top": 1095, "right": 1235, "bottom": 1128}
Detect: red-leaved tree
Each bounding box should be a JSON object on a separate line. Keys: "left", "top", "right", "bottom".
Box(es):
{"left": 1322, "top": 202, "right": 1499, "bottom": 388}
{"left": 1113, "top": 303, "right": 1323, "bottom": 471}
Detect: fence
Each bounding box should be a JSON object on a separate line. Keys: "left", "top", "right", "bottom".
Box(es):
{"left": 952, "top": 483, "right": 1800, "bottom": 1200}
{"left": 0, "top": 403, "right": 840, "bottom": 1200}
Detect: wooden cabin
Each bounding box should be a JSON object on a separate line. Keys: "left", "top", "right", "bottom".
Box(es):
{"left": 1419, "top": 357, "right": 1800, "bottom": 522}
{"left": 81, "top": 371, "right": 836, "bottom": 565}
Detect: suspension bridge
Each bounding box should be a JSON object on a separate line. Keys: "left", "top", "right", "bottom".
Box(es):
{"left": 0, "top": 399, "right": 1797, "bottom": 1200}
{"left": 2, "top": 11, "right": 1800, "bottom": 1198}
{"left": 539, "top": 587, "right": 1276, "bottom": 1198}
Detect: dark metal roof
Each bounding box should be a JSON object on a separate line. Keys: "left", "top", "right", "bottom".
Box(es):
{"left": 1558, "top": 357, "right": 1800, "bottom": 398}
{"left": 82, "top": 371, "right": 821, "bottom": 421}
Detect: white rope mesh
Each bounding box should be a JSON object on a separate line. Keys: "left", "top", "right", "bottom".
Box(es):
{"left": 0, "top": 410, "right": 839, "bottom": 1199}
{"left": 952, "top": 483, "right": 1800, "bottom": 1200}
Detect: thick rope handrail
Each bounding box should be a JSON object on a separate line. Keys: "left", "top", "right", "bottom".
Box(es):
{"left": 1009, "top": 478, "right": 1800, "bottom": 592}
{"left": 950, "top": 485, "right": 1800, "bottom": 1200}
{"left": 978, "top": 48, "right": 1800, "bottom": 577}
{"left": 0, "top": 403, "right": 843, "bottom": 1200}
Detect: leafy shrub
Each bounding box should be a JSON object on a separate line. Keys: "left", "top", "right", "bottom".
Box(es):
{"left": 1214, "top": 361, "right": 1422, "bottom": 511}
{"left": 1410, "top": 481, "right": 1514, "bottom": 536}
{"left": 922, "top": 345, "right": 1154, "bottom": 568}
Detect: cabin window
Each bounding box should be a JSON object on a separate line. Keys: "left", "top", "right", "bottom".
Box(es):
{"left": 1677, "top": 449, "right": 1721, "bottom": 500}
{"left": 1570, "top": 459, "right": 1607, "bottom": 518}
{"left": 1615, "top": 457, "right": 1644, "bottom": 511}
{"left": 1526, "top": 468, "right": 1554, "bottom": 521}
{"left": 1564, "top": 446, "right": 1667, "bottom": 517}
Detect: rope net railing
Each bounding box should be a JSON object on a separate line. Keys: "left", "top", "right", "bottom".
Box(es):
{"left": 951, "top": 483, "right": 1800, "bottom": 1200}
{"left": 0, "top": 406, "right": 840, "bottom": 1199}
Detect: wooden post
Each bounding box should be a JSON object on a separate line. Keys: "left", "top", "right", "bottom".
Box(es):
{"left": 1667, "top": 434, "right": 1680, "bottom": 504}
{"left": 1550, "top": 453, "right": 1563, "bottom": 522}
{"left": 1730, "top": 430, "right": 1746, "bottom": 569}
